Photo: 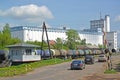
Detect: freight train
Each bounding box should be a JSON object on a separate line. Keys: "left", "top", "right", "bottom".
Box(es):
{"left": 35, "top": 49, "right": 102, "bottom": 59}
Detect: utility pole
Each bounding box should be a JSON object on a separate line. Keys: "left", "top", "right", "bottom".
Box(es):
{"left": 41, "top": 22, "right": 52, "bottom": 58}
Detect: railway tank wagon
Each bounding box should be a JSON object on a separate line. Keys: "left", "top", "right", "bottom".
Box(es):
{"left": 67, "top": 50, "right": 80, "bottom": 59}
{"left": 51, "top": 49, "right": 68, "bottom": 59}
{"left": 78, "top": 49, "right": 85, "bottom": 56}
{"left": 36, "top": 49, "right": 68, "bottom": 59}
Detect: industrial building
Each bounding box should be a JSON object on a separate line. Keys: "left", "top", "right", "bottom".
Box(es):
{"left": 10, "top": 15, "right": 117, "bottom": 50}
{"left": 90, "top": 15, "right": 110, "bottom": 32}
{"left": 90, "top": 15, "right": 117, "bottom": 50}
{"left": 10, "top": 26, "right": 103, "bottom": 46}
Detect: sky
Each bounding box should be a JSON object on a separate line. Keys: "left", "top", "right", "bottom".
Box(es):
{"left": 0, "top": 0, "right": 120, "bottom": 31}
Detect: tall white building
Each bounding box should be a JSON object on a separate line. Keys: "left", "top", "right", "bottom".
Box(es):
{"left": 90, "top": 15, "right": 110, "bottom": 32}
{"left": 90, "top": 15, "right": 117, "bottom": 50}
{"left": 10, "top": 26, "right": 103, "bottom": 46}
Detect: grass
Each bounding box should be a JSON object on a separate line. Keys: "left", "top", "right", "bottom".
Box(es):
{"left": 0, "top": 58, "right": 71, "bottom": 77}
{"left": 104, "top": 69, "right": 117, "bottom": 74}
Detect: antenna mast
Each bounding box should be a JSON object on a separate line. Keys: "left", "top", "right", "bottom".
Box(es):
{"left": 100, "top": 12, "right": 102, "bottom": 19}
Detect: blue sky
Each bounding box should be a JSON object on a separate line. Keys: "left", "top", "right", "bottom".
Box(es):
{"left": 0, "top": 0, "right": 120, "bottom": 31}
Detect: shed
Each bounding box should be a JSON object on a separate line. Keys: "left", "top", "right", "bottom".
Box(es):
{"left": 7, "top": 43, "right": 41, "bottom": 62}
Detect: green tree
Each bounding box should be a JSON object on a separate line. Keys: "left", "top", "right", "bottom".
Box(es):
{"left": 26, "top": 41, "right": 48, "bottom": 49}
{"left": 0, "top": 31, "right": 4, "bottom": 49}
{"left": 66, "top": 29, "right": 81, "bottom": 49}
{"left": 98, "top": 44, "right": 106, "bottom": 49}
{"left": 81, "top": 39, "right": 86, "bottom": 45}
{"left": 2, "top": 23, "right": 11, "bottom": 37}
{"left": 55, "top": 38, "right": 62, "bottom": 49}
{"left": 9, "top": 38, "right": 21, "bottom": 44}
{"left": 0, "top": 23, "right": 21, "bottom": 49}
{"left": 0, "top": 24, "right": 11, "bottom": 48}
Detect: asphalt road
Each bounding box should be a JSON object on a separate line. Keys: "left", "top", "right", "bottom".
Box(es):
{"left": 0, "top": 58, "right": 105, "bottom": 80}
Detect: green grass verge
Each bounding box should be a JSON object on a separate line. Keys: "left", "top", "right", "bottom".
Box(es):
{"left": 104, "top": 69, "right": 117, "bottom": 74}
{"left": 0, "top": 58, "right": 71, "bottom": 77}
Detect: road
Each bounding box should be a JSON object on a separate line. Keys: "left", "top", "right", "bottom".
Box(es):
{"left": 83, "top": 54, "right": 120, "bottom": 80}
{"left": 0, "top": 57, "right": 105, "bottom": 80}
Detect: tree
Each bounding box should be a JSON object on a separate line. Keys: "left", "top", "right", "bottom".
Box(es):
{"left": 26, "top": 41, "right": 48, "bottom": 49}
{"left": 2, "top": 23, "right": 11, "bottom": 37}
{"left": 0, "top": 31, "right": 4, "bottom": 49}
{"left": 55, "top": 38, "right": 63, "bottom": 49}
{"left": 9, "top": 38, "right": 21, "bottom": 44}
{"left": 66, "top": 29, "right": 81, "bottom": 49}
{"left": 0, "top": 24, "right": 11, "bottom": 48}
{"left": 81, "top": 39, "right": 86, "bottom": 45}
{"left": 98, "top": 44, "right": 106, "bottom": 49}
{"left": 0, "top": 23, "right": 21, "bottom": 49}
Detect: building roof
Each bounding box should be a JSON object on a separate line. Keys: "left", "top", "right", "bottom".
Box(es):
{"left": 6, "top": 43, "right": 40, "bottom": 48}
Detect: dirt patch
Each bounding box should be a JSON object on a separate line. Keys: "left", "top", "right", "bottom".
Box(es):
{"left": 82, "top": 55, "right": 120, "bottom": 80}
{"left": 83, "top": 73, "right": 120, "bottom": 80}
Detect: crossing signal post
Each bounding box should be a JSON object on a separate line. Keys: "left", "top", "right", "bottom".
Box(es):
{"left": 103, "top": 27, "right": 113, "bottom": 70}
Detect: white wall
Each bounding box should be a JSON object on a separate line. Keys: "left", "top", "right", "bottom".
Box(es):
{"left": 79, "top": 33, "right": 103, "bottom": 45}
{"left": 24, "top": 29, "right": 67, "bottom": 42}
{"left": 11, "top": 30, "right": 24, "bottom": 41}
{"left": 106, "top": 32, "right": 117, "bottom": 50}
{"left": 11, "top": 26, "right": 103, "bottom": 46}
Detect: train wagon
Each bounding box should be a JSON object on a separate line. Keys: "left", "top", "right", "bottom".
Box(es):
{"left": 35, "top": 49, "right": 52, "bottom": 59}
{"left": 78, "top": 49, "right": 85, "bottom": 56}
{"left": 67, "top": 50, "right": 79, "bottom": 59}
{"left": 51, "top": 49, "right": 68, "bottom": 59}
{"left": 36, "top": 49, "right": 68, "bottom": 59}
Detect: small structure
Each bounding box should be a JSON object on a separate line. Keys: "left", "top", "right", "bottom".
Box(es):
{"left": 7, "top": 43, "right": 41, "bottom": 62}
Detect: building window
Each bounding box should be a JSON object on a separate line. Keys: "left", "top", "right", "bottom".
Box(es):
{"left": 11, "top": 50, "right": 19, "bottom": 55}
{"left": 11, "top": 50, "right": 14, "bottom": 55}
{"left": 26, "top": 49, "right": 32, "bottom": 55}
{"left": 16, "top": 50, "right": 19, "bottom": 55}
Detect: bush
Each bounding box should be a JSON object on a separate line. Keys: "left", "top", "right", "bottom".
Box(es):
{"left": 104, "top": 69, "right": 117, "bottom": 74}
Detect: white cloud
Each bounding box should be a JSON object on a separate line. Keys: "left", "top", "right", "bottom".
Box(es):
{"left": 115, "top": 15, "right": 120, "bottom": 22}
{"left": 0, "top": 4, "right": 54, "bottom": 23}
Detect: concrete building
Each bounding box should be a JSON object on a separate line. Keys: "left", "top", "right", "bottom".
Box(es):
{"left": 10, "top": 26, "right": 67, "bottom": 42}
{"left": 10, "top": 26, "right": 103, "bottom": 46}
{"left": 10, "top": 15, "right": 117, "bottom": 50}
{"left": 106, "top": 32, "right": 117, "bottom": 50}
{"left": 78, "top": 30, "right": 103, "bottom": 45}
{"left": 90, "top": 15, "right": 117, "bottom": 50}
{"left": 90, "top": 15, "right": 110, "bottom": 32}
